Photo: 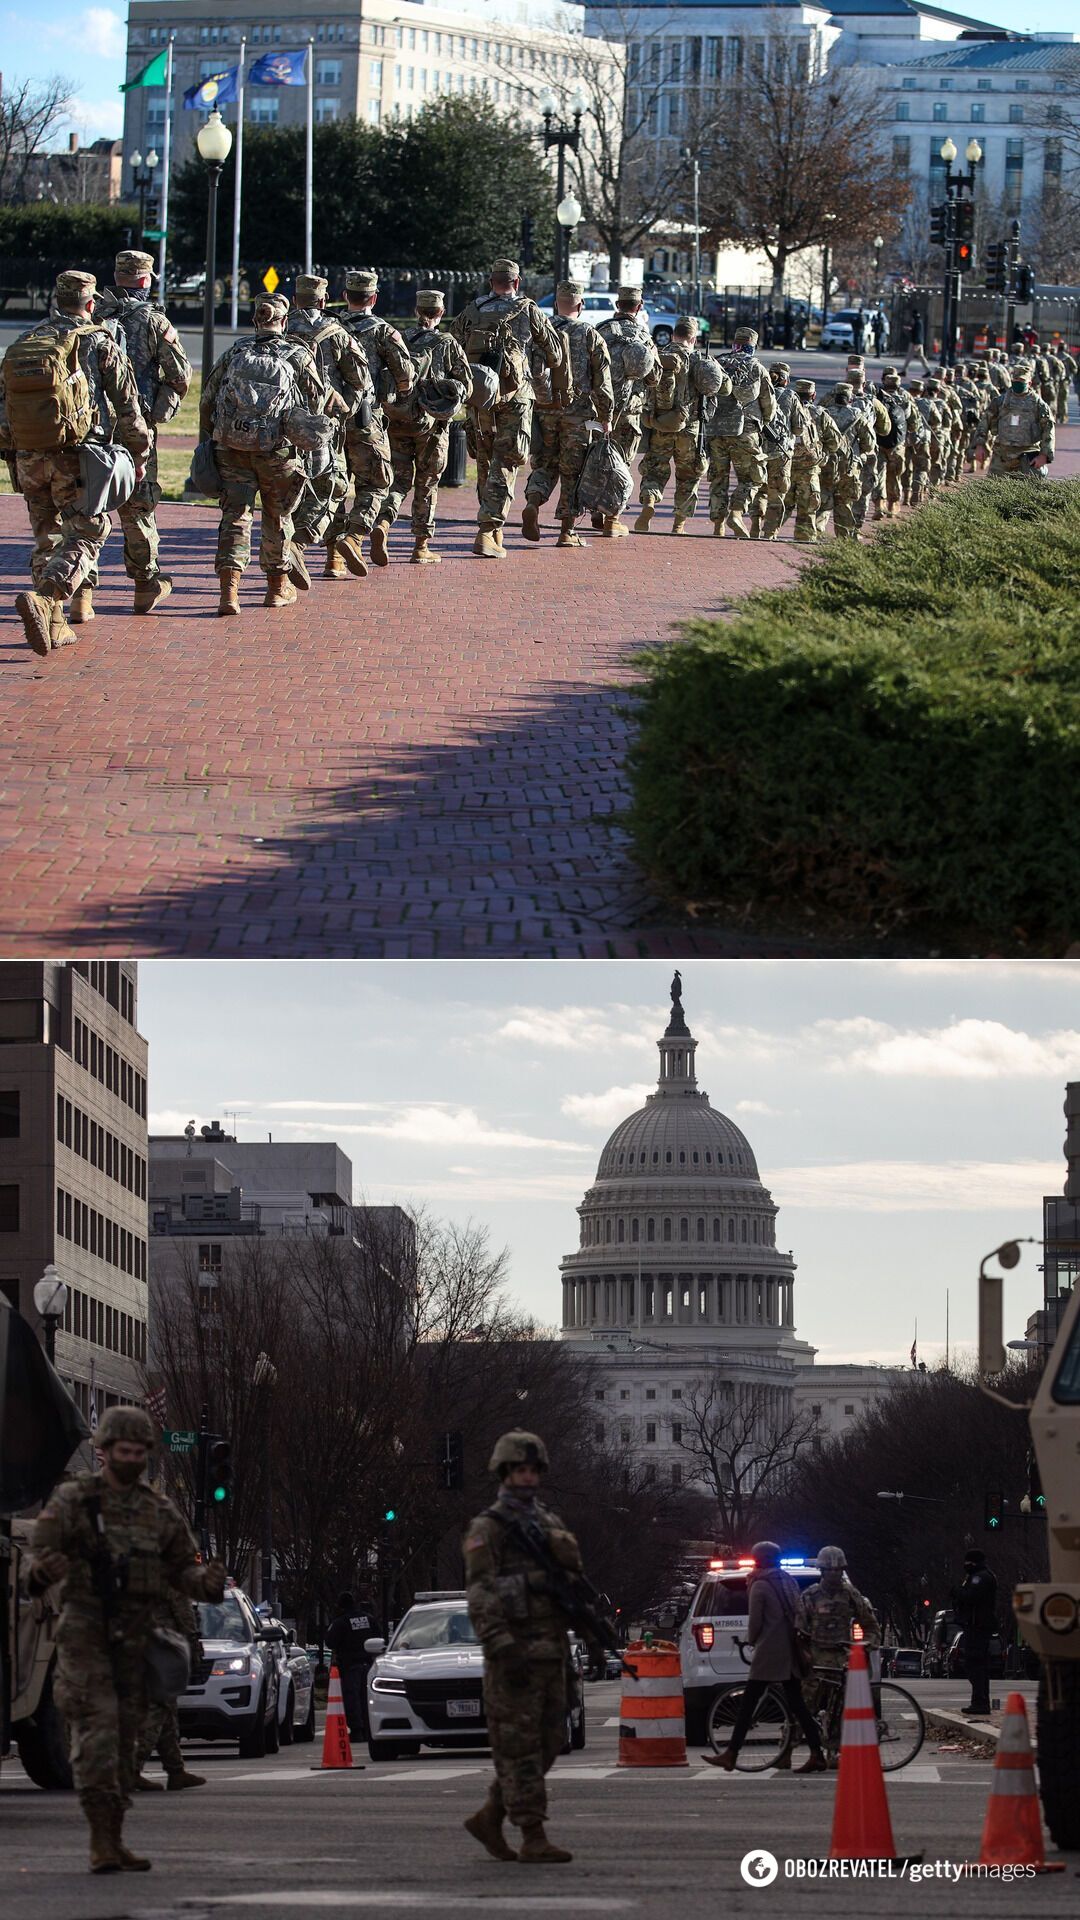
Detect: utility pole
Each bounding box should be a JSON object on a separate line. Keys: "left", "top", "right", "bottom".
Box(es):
{"left": 194, "top": 1403, "right": 210, "bottom": 1560}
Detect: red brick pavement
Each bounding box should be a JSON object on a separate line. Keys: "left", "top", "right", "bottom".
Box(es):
{"left": 2, "top": 428, "right": 1076, "bottom": 959}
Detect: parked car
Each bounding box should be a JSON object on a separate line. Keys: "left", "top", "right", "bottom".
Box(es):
{"left": 604, "top": 1650, "right": 623, "bottom": 1680}
{"left": 178, "top": 1584, "right": 282, "bottom": 1759}
{"left": 256, "top": 1610, "right": 316, "bottom": 1744}
{"left": 644, "top": 302, "right": 711, "bottom": 348}
{"left": 678, "top": 1555, "right": 822, "bottom": 1745}
{"left": 818, "top": 307, "right": 876, "bottom": 352}
{"left": 536, "top": 291, "right": 617, "bottom": 328}
{"left": 889, "top": 1647, "right": 925, "bottom": 1679}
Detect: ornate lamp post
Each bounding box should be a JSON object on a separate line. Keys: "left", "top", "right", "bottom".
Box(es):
{"left": 196, "top": 110, "right": 233, "bottom": 381}
{"left": 540, "top": 84, "right": 586, "bottom": 284}
{"left": 33, "top": 1264, "right": 69, "bottom": 1365}
{"left": 128, "top": 148, "right": 159, "bottom": 241}
{"left": 938, "top": 136, "right": 982, "bottom": 367}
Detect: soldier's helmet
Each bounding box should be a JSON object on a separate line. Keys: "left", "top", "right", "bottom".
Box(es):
{"left": 751, "top": 1540, "right": 782, "bottom": 1567}
{"left": 817, "top": 1545, "right": 847, "bottom": 1571}
{"left": 489, "top": 1430, "right": 550, "bottom": 1476}
{"left": 95, "top": 1405, "right": 157, "bottom": 1449}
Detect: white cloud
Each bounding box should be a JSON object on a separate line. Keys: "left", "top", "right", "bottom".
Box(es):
{"left": 772, "top": 1158, "right": 1060, "bottom": 1211}
{"left": 560, "top": 1085, "right": 652, "bottom": 1129}
{"left": 822, "top": 1018, "right": 1080, "bottom": 1080}
{"left": 735, "top": 1099, "right": 781, "bottom": 1117}
{"left": 494, "top": 1004, "right": 655, "bottom": 1055}
{"left": 269, "top": 1105, "right": 594, "bottom": 1156}
{"left": 148, "top": 1109, "right": 202, "bottom": 1135}
{"left": 64, "top": 92, "right": 123, "bottom": 141}
{"left": 81, "top": 6, "right": 124, "bottom": 57}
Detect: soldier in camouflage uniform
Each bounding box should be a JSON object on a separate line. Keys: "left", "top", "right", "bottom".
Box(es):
{"left": 450, "top": 258, "right": 568, "bottom": 559}
{"left": 706, "top": 326, "right": 775, "bottom": 538}
{"left": 963, "top": 361, "right": 994, "bottom": 469}
{"left": 331, "top": 268, "right": 413, "bottom": 570}
{"left": 96, "top": 249, "right": 191, "bottom": 615}
{"left": 787, "top": 378, "right": 842, "bottom": 545}
{"left": 904, "top": 379, "right": 937, "bottom": 507}
{"left": 842, "top": 357, "right": 891, "bottom": 530}
{"left": 286, "top": 273, "right": 376, "bottom": 579}
{"left": 463, "top": 1431, "right": 583, "bottom": 1864}
{"left": 373, "top": 287, "right": 473, "bottom": 564}
{"left": 817, "top": 381, "right": 875, "bottom": 539}
{"left": 135, "top": 1583, "right": 204, "bottom": 1791}
{"left": 594, "top": 286, "right": 661, "bottom": 536}
{"left": 1, "top": 270, "right": 150, "bottom": 657}
{"left": 873, "top": 367, "right": 914, "bottom": 518}
{"left": 801, "top": 1546, "right": 880, "bottom": 1723}
{"left": 756, "top": 361, "right": 808, "bottom": 541}
{"left": 929, "top": 375, "right": 963, "bottom": 484}
{"left": 976, "top": 360, "right": 1055, "bottom": 476}
{"left": 635, "top": 317, "right": 727, "bottom": 534}
{"left": 202, "top": 295, "right": 327, "bottom": 612}
{"left": 27, "top": 1405, "right": 225, "bottom": 1874}
{"left": 522, "top": 280, "right": 614, "bottom": 550}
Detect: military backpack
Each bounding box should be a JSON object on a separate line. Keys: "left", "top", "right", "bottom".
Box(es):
{"left": 463, "top": 297, "right": 531, "bottom": 398}
{"left": 650, "top": 347, "right": 692, "bottom": 432}
{"left": 213, "top": 337, "right": 306, "bottom": 453}
{"left": 2, "top": 321, "right": 97, "bottom": 450}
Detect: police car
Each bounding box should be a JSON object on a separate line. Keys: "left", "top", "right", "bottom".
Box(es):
{"left": 178, "top": 1583, "right": 283, "bottom": 1758}
{"left": 365, "top": 1590, "right": 586, "bottom": 1761}
{"left": 678, "top": 1555, "right": 821, "bottom": 1745}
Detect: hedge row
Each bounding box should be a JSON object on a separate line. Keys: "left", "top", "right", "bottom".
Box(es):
{"left": 0, "top": 203, "right": 138, "bottom": 258}
{"left": 626, "top": 480, "right": 1080, "bottom": 951}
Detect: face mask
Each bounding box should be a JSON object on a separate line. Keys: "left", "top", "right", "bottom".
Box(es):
{"left": 108, "top": 1456, "right": 144, "bottom": 1486}
{"left": 1011, "top": 379, "right": 1028, "bottom": 392}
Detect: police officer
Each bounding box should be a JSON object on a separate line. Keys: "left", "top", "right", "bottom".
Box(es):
{"left": 327, "top": 1589, "right": 377, "bottom": 1742}
{"left": 463, "top": 1432, "right": 582, "bottom": 1863}
{"left": 956, "top": 1548, "right": 998, "bottom": 1716}
{"left": 27, "top": 1405, "right": 225, "bottom": 1873}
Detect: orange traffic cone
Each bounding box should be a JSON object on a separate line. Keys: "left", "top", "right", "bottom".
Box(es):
{"left": 617, "top": 1640, "right": 689, "bottom": 1767}
{"left": 829, "top": 1643, "right": 903, "bottom": 1861}
{"left": 312, "top": 1664, "right": 362, "bottom": 1770}
{"left": 967, "top": 1692, "right": 1064, "bottom": 1873}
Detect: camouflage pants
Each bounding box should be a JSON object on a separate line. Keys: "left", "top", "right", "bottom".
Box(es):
{"left": 467, "top": 397, "right": 531, "bottom": 529}
{"left": 295, "top": 443, "right": 349, "bottom": 547}
{"left": 378, "top": 420, "right": 451, "bottom": 540}
{"left": 907, "top": 446, "right": 930, "bottom": 505}
{"left": 15, "top": 448, "right": 110, "bottom": 596}
{"left": 851, "top": 454, "right": 878, "bottom": 528}
{"left": 338, "top": 416, "right": 393, "bottom": 538}
{"left": 818, "top": 468, "right": 860, "bottom": 537}
{"left": 526, "top": 409, "right": 595, "bottom": 524}
{"left": 115, "top": 432, "right": 163, "bottom": 582}
{"left": 137, "top": 1697, "right": 184, "bottom": 1776}
{"left": 612, "top": 410, "right": 645, "bottom": 474}
{"left": 706, "top": 432, "right": 767, "bottom": 522}
{"left": 639, "top": 428, "right": 705, "bottom": 519}
{"left": 53, "top": 1625, "right": 146, "bottom": 1815}
{"left": 482, "top": 1655, "right": 566, "bottom": 1828}
{"left": 786, "top": 461, "right": 821, "bottom": 539}
{"left": 988, "top": 447, "right": 1044, "bottom": 478}
{"left": 761, "top": 452, "right": 793, "bottom": 536}
{"left": 1056, "top": 385, "right": 1069, "bottom": 425}
{"left": 878, "top": 448, "right": 906, "bottom": 507}
{"left": 214, "top": 447, "right": 305, "bottom": 576}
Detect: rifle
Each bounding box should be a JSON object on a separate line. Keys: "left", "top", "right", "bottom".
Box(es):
{"left": 493, "top": 1510, "right": 618, "bottom": 1662}
{"left": 85, "top": 1492, "right": 129, "bottom": 1649}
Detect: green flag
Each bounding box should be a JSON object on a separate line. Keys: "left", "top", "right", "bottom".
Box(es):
{"left": 120, "top": 48, "right": 169, "bottom": 92}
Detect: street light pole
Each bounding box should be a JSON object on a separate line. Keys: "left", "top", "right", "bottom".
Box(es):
{"left": 33, "top": 1265, "right": 69, "bottom": 1365}
{"left": 196, "top": 111, "right": 233, "bottom": 381}
{"left": 541, "top": 86, "right": 585, "bottom": 286}
{"left": 937, "top": 136, "right": 982, "bottom": 368}
{"left": 128, "top": 149, "right": 159, "bottom": 243}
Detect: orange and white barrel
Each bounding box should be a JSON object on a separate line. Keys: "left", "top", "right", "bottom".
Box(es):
{"left": 617, "top": 1640, "right": 689, "bottom": 1767}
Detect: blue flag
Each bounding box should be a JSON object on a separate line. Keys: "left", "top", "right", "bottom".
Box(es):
{"left": 248, "top": 47, "right": 308, "bottom": 86}
{"left": 183, "top": 66, "right": 240, "bottom": 110}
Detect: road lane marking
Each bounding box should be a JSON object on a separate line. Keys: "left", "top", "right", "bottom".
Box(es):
{"left": 197, "top": 1894, "right": 634, "bottom": 1910}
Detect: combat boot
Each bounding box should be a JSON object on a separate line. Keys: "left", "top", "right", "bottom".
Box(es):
{"left": 521, "top": 501, "right": 541, "bottom": 543}
{"left": 14, "top": 589, "right": 53, "bottom": 656}
{"left": 132, "top": 574, "right": 172, "bottom": 614}
{"left": 166, "top": 1768, "right": 206, "bottom": 1790}
{"left": 115, "top": 1811, "right": 152, "bottom": 1871}
{"left": 85, "top": 1795, "right": 123, "bottom": 1873}
{"left": 712, "top": 518, "right": 727, "bottom": 537}
{"left": 217, "top": 570, "right": 241, "bottom": 616}
{"left": 493, "top": 526, "right": 506, "bottom": 549}
{"left": 556, "top": 522, "right": 586, "bottom": 548}
{"left": 285, "top": 544, "right": 311, "bottom": 591}
{"left": 749, "top": 515, "right": 762, "bottom": 540}
{"left": 670, "top": 517, "right": 688, "bottom": 536}
{"left": 264, "top": 571, "right": 297, "bottom": 609}
{"left": 604, "top": 516, "right": 629, "bottom": 538}
{"left": 69, "top": 583, "right": 95, "bottom": 623}
{"left": 726, "top": 511, "right": 751, "bottom": 539}
{"left": 473, "top": 527, "right": 504, "bottom": 559}
{"left": 632, "top": 502, "right": 654, "bottom": 534}
{"left": 49, "top": 599, "right": 77, "bottom": 650}
{"left": 410, "top": 539, "right": 440, "bottom": 565}
{"left": 464, "top": 1791, "right": 517, "bottom": 1861}
{"left": 336, "top": 535, "right": 368, "bottom": 578}
{"left": 324, "top": 541, "right": 348, "bottom": 579}
{"left": 590, "top": 511, "right": 605, "bottom": 532}
{"left": 134, "top": 1772, "right": 165, "bottom": 1791}
{"left": 517, "top": 1821, "right": 573, "bottom": 1864}
{"left": 369, "top": 521, "right": 390, "bottom": 567}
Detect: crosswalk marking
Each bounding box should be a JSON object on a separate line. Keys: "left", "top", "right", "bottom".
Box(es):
{"left": 218, "top": 1758, "right": 944, "bottom": 1786}
{"left": 201, "top": 1894, "right": 633, "bottom": 1910}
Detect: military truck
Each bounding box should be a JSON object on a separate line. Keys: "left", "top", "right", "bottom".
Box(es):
{"left": 979, "top": 1210, "right": 1080, "bottom": 1847}
{"left": 0, "top": 1297, "right": 87, "bottom": 1789}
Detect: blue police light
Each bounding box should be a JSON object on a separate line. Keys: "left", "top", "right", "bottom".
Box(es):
{"left": 780, "top": 1557, "right": 806, "bottom": 1568}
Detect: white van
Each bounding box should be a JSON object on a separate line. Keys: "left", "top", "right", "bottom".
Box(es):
{"left": 678, "top": 1556, "right": 821, "bottom": 1744}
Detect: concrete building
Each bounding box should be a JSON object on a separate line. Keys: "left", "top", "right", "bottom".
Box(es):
{"left": 0, "top": 963, "right": 149, "bottom": 1420}
{"left": 559, "top": 977, "right": 895, "bottom": 1491}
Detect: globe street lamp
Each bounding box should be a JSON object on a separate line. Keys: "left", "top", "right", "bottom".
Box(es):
{"left": 937, "top": 134, "right": 982, "bottom": 368}
{"left": 33, "top": 1263, "right": 69, "bottom": 1365}
{"left": 128, "top": 147, "right": 159, "bottom": 244}
{"left": 556, "top": 192, "right": 582, "bottom": 286}
{"left": 873, "top": 232, "right": 884, "bottom": 292}
{"left": 196, "top": 110, "right": 233, "bottom": 383}
{"left": 541, "top": 86, "right": 586, "bottom": 285}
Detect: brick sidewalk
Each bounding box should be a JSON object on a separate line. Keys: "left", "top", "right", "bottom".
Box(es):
{"left": 2, "top": 429, "right": 1076, "bottom": 958}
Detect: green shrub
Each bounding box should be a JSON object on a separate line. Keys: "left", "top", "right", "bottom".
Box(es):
{"left": 627, "top": 480, "right": 1080, "bottom": 950}
{"left": 0, "top": 202, "right": 139, "bottom": 259}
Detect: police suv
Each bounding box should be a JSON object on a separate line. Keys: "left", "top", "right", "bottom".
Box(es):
{"left": 678, "top": 1555, "right": 821, "bottom": 1745}
{"left": 178, "top": 1583, "right": 283, "bottom": 1759}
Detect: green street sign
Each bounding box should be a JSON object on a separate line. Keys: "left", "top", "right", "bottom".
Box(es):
{"left": 143, "top": 229, "right": 166, "bottom": 242}
{"left": 162, "top": 1428, "right": 197, "bottom": 1452}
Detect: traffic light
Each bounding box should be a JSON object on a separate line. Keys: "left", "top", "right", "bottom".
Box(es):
{"left": 383, "top": 1506, "right": 397, "bottom": 1523}
{"left": 984, "top": 1489, "right": 1005, "bottom": 1532}
{"left": 929, "top": 202, "right": 948, "bottom": 247}
{"left": 955, "top": 197, "right": 975, "bottom": 242}
{"left": 986, "top": 241, "right": 1008, "bottom": 295}
{"left": 208, "top": 1437, "right": 232, "bottom": 1504}
{"left": 956, "top": 239, "right": 975, "bottom": 276}
{"left": 1028, "top": 1450, "right": 1046, "bottom": 1511}
{"left": 438, "top": 1430, "right": 464, "bottom": 1491}
{"left": 1014, "top": 262, "right": 1035, "bottom": 303}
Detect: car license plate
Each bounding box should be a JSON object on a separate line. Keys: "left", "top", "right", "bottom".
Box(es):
{"left": 447, "top": 1698, "right": 481, "bottom": 1718}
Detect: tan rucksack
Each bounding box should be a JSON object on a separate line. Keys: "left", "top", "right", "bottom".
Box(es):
{"left": 3, "top": 322, "right": 96, "bottom": 450}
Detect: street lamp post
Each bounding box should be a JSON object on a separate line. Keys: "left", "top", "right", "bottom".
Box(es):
{"left": 253, "top": 1351, "right": 278, "bottom": 1609}
{"left": 938, "top": 136, "right": 982, "bottom": 368}
{"left": 873, "top": 233, "right": 884, "bottom": 292}
{"left": 33, "top": 1265, "right": 69, "bottom": 1365}
{"left": 196, "top": 110, "right": 233, "bottom": 383}
{"left": 540, "top": 86, "right": 586, "bottom": 285}
{"left": 821, "top": 212, "right": 837, "bottom": 327}
{"left": 128, "top": 148, "right": 159, "bottom": 243}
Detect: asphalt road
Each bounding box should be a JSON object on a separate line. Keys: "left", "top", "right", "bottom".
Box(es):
{"left": 2, "top": 1680, "right": 1076, "bottom": 1919}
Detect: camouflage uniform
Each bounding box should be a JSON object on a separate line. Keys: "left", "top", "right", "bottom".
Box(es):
{"left": 638, "top": 328, "right": 728, "bottom": 529}
{"left": 332, "top": 270, "right": 412, "bottom": 543}
{"left": 450, "top": 260, "right": 567, "bottom": 544}
{"left": 980, "top": 371, "right": 1055, "bottom": 476}
{"left": 0, "top": 272, "right": 150, "bottom": 648}
{"left": 287, "top": 277, "right": 375, "bottom": 550}
{"left": 843, "top": 363, "right": 890, "bottom": 529}
{"left": 706, "top": 336, "right": 775, "bottom": 535}
{"left": 787, "top": 381, "right": 841, "bottom": 543}
{"left": 758, "top": 366, "right": 809, "bottom": 539}
{"left": 904, "top": 383, "right": 937, "bottom": 506}
{"left": 96, "top": 254, "right": 191, "bottom": 590}
{"left": 136, "top": 1584, "right": 202, "bottom": 1784}
{"left": 817, "top": 384, "right": 875, "bottom": 538}
{"left": 873, "top": 376, "right": 913, "bottom": 514}
{"left": 201, "top": 320, "right": 327, "bottom": 577}
{"left": 525, "top": 287, "right": 614, "bottom": 542}
{"left": 802, "top": 1574, "right": 880, "bottom": 1719}
{"left": 377, "top": 298, "right": 473, "bottom": 552}
{"left": 597, "top": 297, "right": 661, "bottom": 520}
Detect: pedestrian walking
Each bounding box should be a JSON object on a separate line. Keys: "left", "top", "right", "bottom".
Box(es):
{"left": 871, "top": 307, "right": 887, "bottom": 356}
{"left": 901, "top": 309, "right": 931, "bottom": 376}
{"left": 326, "top": 1590, "right": 377, "bottom": 1743}
{"left": 956, "top": 1549, "right": 998, "bottom": 1716}
{"left": 851, "top": 310, "right": 866, "bottom": 357}
{"left": 704, "top": 1541, "right": 826, "bottom": 1772}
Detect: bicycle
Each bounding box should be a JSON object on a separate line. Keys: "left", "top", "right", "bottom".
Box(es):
{"left": 706, "top": 1641, "right": 926, "bottom": 1774}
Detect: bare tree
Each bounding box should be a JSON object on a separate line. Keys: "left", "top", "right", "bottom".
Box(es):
{"left": 0, "top": 75, "right": 76, "bottom": 205}
{"left": 673, "top": 1371, "right": 817, "bottom": 1548}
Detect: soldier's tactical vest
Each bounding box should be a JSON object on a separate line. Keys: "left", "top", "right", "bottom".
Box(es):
{"left": 61, "top": 1474, "right": 168, "bottom": 1612}
{"left": 824, "top": 402, "right": 865, "bottom": 474}
{"left": 713, "top": 351, "right": 763, "bottom": 436}
{"left": 553, "top": 316, "right": 597, "bottom": 414}
{"left": 996, "top": 393, "right": 1041, "bottom": 448}
{"left": 462, "top": 295, "right": 531, "bottom": 398}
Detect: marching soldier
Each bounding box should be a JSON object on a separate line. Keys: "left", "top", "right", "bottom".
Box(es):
{"left": 873, "top": 366, "right": 913, "bottom": 519}
{"left": 904, "top": 379, "right": 937, "bottom": 507}
{"left": 595, "top": 286, "right": 661, "bottom": 536}
{"left": 976, "top": 360, "right": 1055, "bottom": 476}
{"left": 707, "top": 325, "right": 775, "bottom": 538}
{"left": 843, "top": 356, "right": 890, "bottom": 531}
{"left": 636, "top": 317, "right": 726, "bottom": 535}
{"left": 757, "top": 361, "right": 809, "bottom": 541}
{"left": 818, "top": 381, "right": 875, "bottom": 539}
{"left": 96, "top": 248, "right": 191, "bottom": 616}
{"left": 522, "top": 280, "right": 614, "bottom": 550}
{"left": 287, "top": 273, "right": 376, "bottom": 579}
{"left": 373, "top": 287, "right": 473, "bottom": 564}
{"left": 333, "top": 268, "right": 414, "bottom": 570}
{"left": 787, "top": 378, "right": 841, "bottom": 545}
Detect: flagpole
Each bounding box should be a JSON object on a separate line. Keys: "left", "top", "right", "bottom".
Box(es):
{"left": 230, "top": 36, "right": 246, "bottom": 333}
{"left": 157, "top": 37, "right": 174, "bottom": 289}
{"left": 305, "top": 38, "right": 314, "bottom": 276}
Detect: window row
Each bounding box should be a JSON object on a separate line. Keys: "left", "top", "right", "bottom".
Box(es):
{"left": 56, "top": 1185, "right": 147, "bottom": 1282}
{"left": 612, "top": 1143, "right": 748, "bottom": 1170}
{"left": 72, "top": 963, "right": 136, "bottom": 1026}
{"left": 56, "top": 1094, "right": 147, "bottom": 1200}
{"left": 581, "top": 1213, "right": 773, "bottom": 1247}
{"left": 72, "top": 1018, "right": 147, "bottom": 1118}
{"left": 61, "top": 1283, "right": 146, "bottom": 1362}
{"left": 895, "top": 100, "right": 1025, "bottom": 122}
{"left": 901, "top": 75, "right": 1050, "bottom": 92}
{"left": 595, "top": 1386, "right": 684, "bottom": 1401}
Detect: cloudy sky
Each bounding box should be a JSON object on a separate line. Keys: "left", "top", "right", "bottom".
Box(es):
{"left": 11, "top": 0, "right": 1080, "bottom": 144}
{"left": 138, "top": 959, "right": 1078, "bottom": 1369}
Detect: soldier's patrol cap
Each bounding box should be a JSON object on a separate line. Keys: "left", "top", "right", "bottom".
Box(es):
{"left": 734, "top": 325, "right": 758, "bottom": 346}
{"left": 673, "top": 315, "right": 698, "bottom": 338}
{"left": 556, "top": 279, "right": 585, "bottom": 302}
{"left": 54, "top": 270, "right": 96, "bottom": 307}
{"left": 115, "top": 249, "right": 158, "bottom": 280}
{"left": 416, "top": 287, "right": 446, "bottom": 312}
{"left": 794, "top": 377, "right": 815, "bottom": 396}
{"left": 295, "top": 273, "right": 328, "bottom": 300}
{"left": 253, "top": 294, "right": 288, "bottom": 324}
{"left": 490, "top": 258, "right": 520, "bottom": 279}
{"left": 617, "top": 284, "right": 643, "bottom": 304}
{"left": 924, "top": 377, "right": 942, "bottom": 393}
{"left": 772, "top": 360, "right": 791, "bottom": 377}
{"left": 1012, "top": 359, "right": 1033, "bottom": 377}
{"left": 846, "top": 353, "right": 864, "bottom": 369}
{"left": 831, "top": 381, "right": 852, "bottom": 400}
{"left": 907, "top": 378, "right": 924, "bottom": 391}
{"left": 345, "top": 269, "right": 379, "bottom": 294}
{"left": 95, "top": 1405, "right": 157, "bottom": 1448}
{"left": 881, "top": 366, "right": 900, "bottom": 381}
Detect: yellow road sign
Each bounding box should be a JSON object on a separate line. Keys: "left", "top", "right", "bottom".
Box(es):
{"left": 262, "top": 265, "right": 280, "bottom": 293}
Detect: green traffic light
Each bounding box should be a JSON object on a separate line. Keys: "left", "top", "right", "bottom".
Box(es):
{"left": 988, "top": 1516, "right": 999, "bottom": 1528}
{"left": 213, "top": 1486, "right": 228, "bottom": 1502}
{"left": 384, "top": 1508, "right": 396, "bottom": 1522}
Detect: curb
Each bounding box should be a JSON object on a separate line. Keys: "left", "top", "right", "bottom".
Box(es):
{"left": 924, "top": 1706, "right": 1000, "bottom": 1754}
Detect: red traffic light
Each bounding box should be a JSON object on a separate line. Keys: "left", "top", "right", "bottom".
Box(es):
{"left": 957, "top": 242, "right": 973, "bottom": 268}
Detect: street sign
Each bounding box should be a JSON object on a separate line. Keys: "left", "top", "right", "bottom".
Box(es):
{"left": 263, "top": 265, "right": 280, "bottom": 293}
{"left": 162, "top": 1428, "right": 197, "bottom": 1452}
{"left": 143, "top": 229, "right": 165, "bottom": 242}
